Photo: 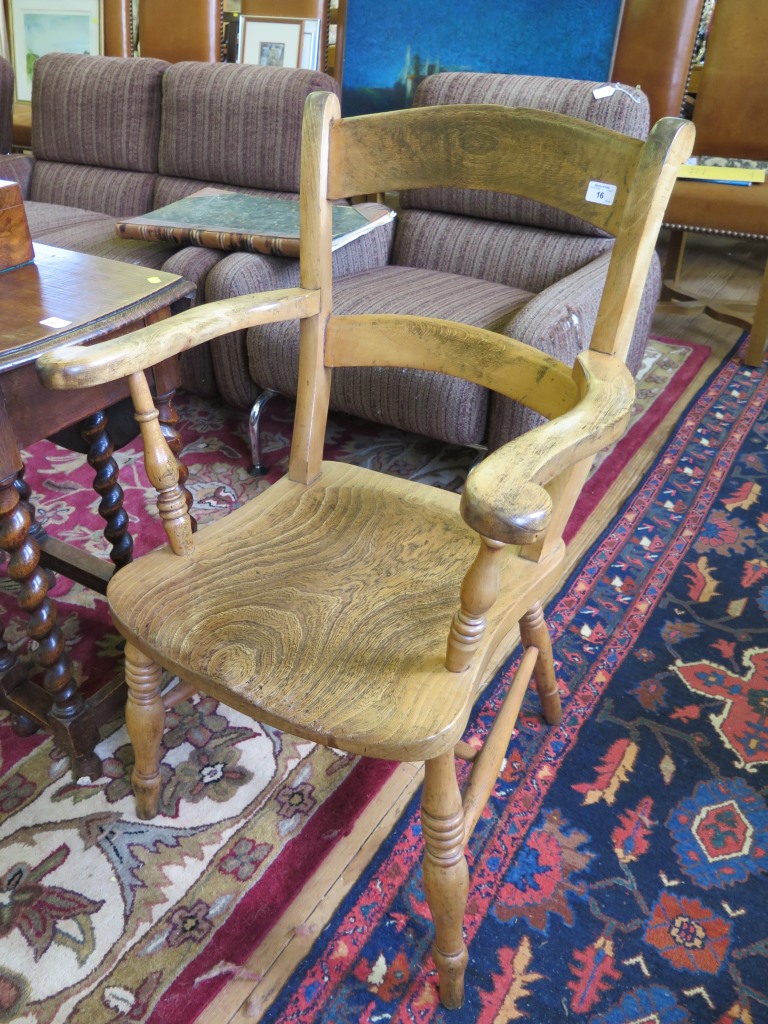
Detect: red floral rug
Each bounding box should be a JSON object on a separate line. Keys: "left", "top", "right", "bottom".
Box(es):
{"left": 0, "top": 336, "right": 707, "bottom": 1023}
{"left": 258, "top": 334, "right": 768, "bottom": 1024}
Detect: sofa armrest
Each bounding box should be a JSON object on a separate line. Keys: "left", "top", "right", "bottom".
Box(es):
{"left": 0, "top": 153, "right": 35, "bottom": 198}
{"left": 199, "top": 203, "right": 396, "bottom": 408}
{"left": 486, "top": 250, "right": 660, "bottom": 450}
{"left": 332, "top": 202, "right": 396, "bottom": 273}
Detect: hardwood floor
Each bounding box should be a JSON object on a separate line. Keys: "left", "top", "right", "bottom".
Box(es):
{"left": 196, "top": 230, "right": 767, "bottom": 1023}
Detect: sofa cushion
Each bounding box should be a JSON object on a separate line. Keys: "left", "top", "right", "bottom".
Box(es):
{"left": 30, "top": 211, "right": 177, "bottom": 267}
{"left": 158, "top": 63, "right": 341, "bottom": 193}
{"left": 403, "top": 72, "right": 651, "bottom": 236}
{"left": 24, "top": 201, "right": 112, "bottom": 236}
{"left": 29, "top": 53, "right": 168, "bottom": 216}
{"left": 393, "top": 210, "right": 615, "bottom": 290}
{"left": 31, "top": 163, "right": 158, "bottom": 217}
{"left": 152, "top": 176, "right": 305, "bottom": 209}
{"left": 31, "top": 54, "right": 168, "bottom": 172}
{"left": 246, "top": 266, "right": 533, "bottom": 446}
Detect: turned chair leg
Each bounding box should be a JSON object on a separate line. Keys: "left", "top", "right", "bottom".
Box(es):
{"left": 519, "top": 601, "right": 562, "bottom": 725}
{"left": 421, "top": 750, "right": 469, "bottom": 1009}
{"left": 124, "top": 641, "right": 165, "bottom": 819}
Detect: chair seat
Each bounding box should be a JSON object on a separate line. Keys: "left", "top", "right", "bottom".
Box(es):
{"left": 664, "top": 178, "right": 768, "bottom": 237}
{"left": 108, "top": 462, "right": 554, "bottom": 760}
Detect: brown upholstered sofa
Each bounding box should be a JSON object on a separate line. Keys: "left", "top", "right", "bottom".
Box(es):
{"left": 204, "top": 72, "right": 661, "bottom": 462}
{"left": 0, "top": 53, "right": 393, "bottom": 394}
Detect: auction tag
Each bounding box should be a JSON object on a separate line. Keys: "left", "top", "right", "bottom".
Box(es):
{"left": 585, "top": 180, "right": 617, "bottom": 206}
{"left": 593, "top": 84, "right": 616, "bottom": 99}
{"left": 40, "top": 316, "right": 72, "bottom": 329}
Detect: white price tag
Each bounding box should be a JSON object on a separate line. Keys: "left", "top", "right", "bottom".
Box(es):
{"left": 585, "top": 180, "right": 617, "bottom": 206}
{"left": 40, "top": 316, "right": 72, "bottom": 329}
{"left": 592, "top": 85, "right": 616, "bottom": 99}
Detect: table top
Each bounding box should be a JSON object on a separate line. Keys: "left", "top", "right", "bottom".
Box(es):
{"left": 0, "top": 244, "right": 195, "bottom": 372}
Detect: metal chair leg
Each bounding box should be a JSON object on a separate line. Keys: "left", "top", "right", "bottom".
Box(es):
{"left": 247, "top": 389, "right": 279, "bottom": 476}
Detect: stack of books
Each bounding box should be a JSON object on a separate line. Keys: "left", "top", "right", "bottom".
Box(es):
{"left": 677, "top": 160, "right": 766, "bottom": 186}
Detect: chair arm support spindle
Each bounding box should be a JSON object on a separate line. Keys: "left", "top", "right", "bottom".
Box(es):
{"left": 128, "top": 372, "right": 194, "bottom": 556}
{"left": 446, "top": 537, "right": 504, "bottom": 673}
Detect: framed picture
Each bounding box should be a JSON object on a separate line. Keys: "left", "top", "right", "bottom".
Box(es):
{"left": 9, "top": 0, "right": 102, "bottom": 102}
{"left": 238, "top": 15, "right": 321, "bottom": 71}
{"left": 342, "top": 0, "right": 624, "bottom": 117}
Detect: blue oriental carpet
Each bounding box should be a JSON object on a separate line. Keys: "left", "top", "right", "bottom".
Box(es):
{"left": 262, "top": 336, "right": 768, "bottom": 1024}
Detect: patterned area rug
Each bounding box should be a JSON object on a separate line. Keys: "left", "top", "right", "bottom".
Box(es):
{"left": 259, "top": 334, "right": 768, "bottom": 1024}
{"left": 0, "top": 336, "right": 706, "bottom": 1023}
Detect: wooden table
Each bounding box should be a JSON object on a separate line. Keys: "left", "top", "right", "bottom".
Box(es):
{"left": 0, "top": 244, "right": 194, "bottom": 780}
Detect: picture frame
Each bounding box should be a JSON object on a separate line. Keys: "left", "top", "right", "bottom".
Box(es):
{"left": 237, "top": 15, "right": 321, "bottom": 71}
{"left": 341, "top": 0, "right": 624, "bottom": 117}
{"left": 8, "top": 0, "right": 103, "bottom": 102}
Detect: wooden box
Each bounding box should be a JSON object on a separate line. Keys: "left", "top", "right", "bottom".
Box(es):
{"left": 0, "top": 179, "right": 34, "bottom": 273}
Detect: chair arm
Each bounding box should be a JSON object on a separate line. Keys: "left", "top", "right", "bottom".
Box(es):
{"left": 462, "top": 350, "right": 635, "bottom": 545}
{"left": 36, "top": 288, "right": 320, "bottom": 390}
{"left": 0, "top": 153, "right": 35, "bottom": 197}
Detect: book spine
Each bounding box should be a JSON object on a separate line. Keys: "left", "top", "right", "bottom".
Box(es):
{"left": 115, "top": 223, "right": 301, "bottom": 258}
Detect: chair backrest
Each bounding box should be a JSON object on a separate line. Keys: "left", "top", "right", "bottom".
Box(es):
{"left": 690, "top": 0, "right": 768, "bottom": 159}
{"left": 104, "top": 0, "right": 135, "bottom": 57}
{"left": 288, "top": 92, "right": 694, "bottom": 484}
{"left": 403, "top": 72, "right": 651, "bottom": 237}
{"left": 139, "top": 0, "right": 222, "bottom": 62}
{"left": 154, "top": 63, "right": 342, "bottom": 206}
{"left": 610, "top": 0, "right": 705, "bottom": 124}
{"left": 0, "top": 56, "right": 12, "bottom": 155}
{"left": 29, "top": 53, "right": 168, "bottom": 216}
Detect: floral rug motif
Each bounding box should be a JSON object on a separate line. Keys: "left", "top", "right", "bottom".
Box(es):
{"left": 0, "top": 336, "right": 707, "bottom": 1023}
{"left": 258, "top": 335, "right": 768, "bottom": 1024}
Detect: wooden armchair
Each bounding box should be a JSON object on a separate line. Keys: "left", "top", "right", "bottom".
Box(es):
{"left": 660, "top": 0, "right": 768, "bottom": 366}
{"left": 36, "top": 95, "right": 693, "bottom": 1008}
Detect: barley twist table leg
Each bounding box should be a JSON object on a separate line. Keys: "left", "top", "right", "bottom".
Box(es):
{"left": 0, "top": 471, "right": 100, "bottom": 779}
{"left": 81, "top": 410, "right": 133, "bottom": 569}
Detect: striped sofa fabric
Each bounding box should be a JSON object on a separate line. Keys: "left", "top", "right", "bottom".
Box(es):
{"left": 0, "top": 54, "right": 372, "bottom": 397}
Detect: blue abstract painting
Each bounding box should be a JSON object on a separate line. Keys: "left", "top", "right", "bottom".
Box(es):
{"left": 341, "top": 0, "right": 625, "bottom": 115}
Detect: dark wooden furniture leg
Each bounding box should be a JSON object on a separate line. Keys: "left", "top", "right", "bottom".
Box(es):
{"left": 81, "top": 409, "right": 134, "bottom": 568}
{"left": 0, "top": 616, "right": 36, "bottom": 736}
{"left": 0, "top": 468, "right": 101, "bottom": 779}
